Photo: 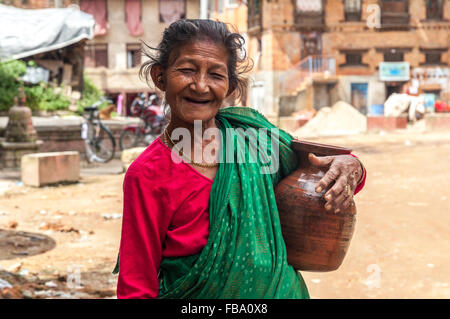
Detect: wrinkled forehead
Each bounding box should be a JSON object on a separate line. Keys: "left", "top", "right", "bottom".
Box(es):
{"left": 167, "top": 37, "right": 229, "bottom": 68}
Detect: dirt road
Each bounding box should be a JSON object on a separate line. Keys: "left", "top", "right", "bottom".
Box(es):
{"left": 0, "top": 129, "right": 449, "bottom": 298}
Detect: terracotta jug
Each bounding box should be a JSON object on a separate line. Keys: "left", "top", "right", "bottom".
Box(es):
{"left": 275, "top": 140, "right": 356, "bottom": 272}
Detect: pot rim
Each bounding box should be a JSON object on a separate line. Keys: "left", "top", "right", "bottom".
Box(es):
{"left": 291, "top": 139, "right": 352, "bottom": 156}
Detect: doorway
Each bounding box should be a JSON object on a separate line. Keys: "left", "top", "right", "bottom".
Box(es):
{"left": 385, "top": 82, "right": 404, "bottom": 99}
{"left": 351, "top": 83, "right": 368, "bottom": 114}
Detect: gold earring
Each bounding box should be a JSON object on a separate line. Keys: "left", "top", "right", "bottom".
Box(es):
{"left": 157, "top": 75, "right": 163, "bottom": 83}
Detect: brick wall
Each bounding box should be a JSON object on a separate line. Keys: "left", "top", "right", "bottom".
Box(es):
{"left": 324, "top": 0, "right": 450, "bottom": 77}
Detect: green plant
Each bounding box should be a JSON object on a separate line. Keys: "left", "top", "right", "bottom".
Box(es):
{"left": 0, "top": 60, "right": 27, "bottom": 111}
{"left": 77, "top": 75, "right": 108, "bottom": 113}
{"left": 0, "top": 61, "right": 106, "bottom": 114}
{"left": 25, "top": 83, "right": 70, "bottom": 111}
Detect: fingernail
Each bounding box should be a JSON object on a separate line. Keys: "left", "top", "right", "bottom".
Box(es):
{"left": 316, "top": 187, "right": 322, "bottom": 193}
{"left": 325, "top": 194, "right": 332, "bottom": 201}
{"left": 335, "top": 209, "right": 340, "bottom": 214}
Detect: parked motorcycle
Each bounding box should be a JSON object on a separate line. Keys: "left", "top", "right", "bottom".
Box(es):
{"left": 119, "top": 94, "right": 167, "bottom": 150}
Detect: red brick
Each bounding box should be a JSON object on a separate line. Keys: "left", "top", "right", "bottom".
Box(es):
{"left": 367, "top": 116, "right": 408, "bottom": 131}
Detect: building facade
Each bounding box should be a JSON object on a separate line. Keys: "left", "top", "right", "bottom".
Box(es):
{"left": 4, "top": 0, "right": 202, "bottom": 114}
{"left": 77, "top": 0, "right": 201, "bottom": 115}
{"left": 212, "top": 0, "right": 450, "bottom": 123}
{"left": 209, "top": 0, "right": 249, "bottom": 106}
{"left": 1, "top": 0, "right": 70, "bottom": 8}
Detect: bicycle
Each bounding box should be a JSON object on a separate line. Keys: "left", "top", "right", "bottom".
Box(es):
{"left": 80, "top": 98, "right": 116, "bottom": 163}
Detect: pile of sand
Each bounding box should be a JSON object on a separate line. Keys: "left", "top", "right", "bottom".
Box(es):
{"left": 293, "top": 101, "right": 367, "bottom": 138}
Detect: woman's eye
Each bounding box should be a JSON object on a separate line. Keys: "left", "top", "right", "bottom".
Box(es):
{"left": 179, "top": 68, "right": 194, "bottom": 73}
{"left": 211, "top": 73, "right": 225, "bottom": 79}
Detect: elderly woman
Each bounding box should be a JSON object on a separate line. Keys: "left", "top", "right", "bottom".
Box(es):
{"left": 115, "top": 19, "right": 366, "bottom": 299}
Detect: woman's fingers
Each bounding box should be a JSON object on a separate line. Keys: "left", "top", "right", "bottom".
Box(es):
{"left": 323, "top": 175, "right": 347, "bottom": 211}
{"left": 326, "top": 184, "right": 354, "bottom": 213}
{"left": 315, "top": 165, "right": 340, "bottom": 193}
{"left": 310, "top": 153, "right": 360, "bottom": 213}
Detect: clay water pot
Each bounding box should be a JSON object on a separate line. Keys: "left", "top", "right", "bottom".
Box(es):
{"left": 275, "top": 140, "right": 356, "bottom": 272}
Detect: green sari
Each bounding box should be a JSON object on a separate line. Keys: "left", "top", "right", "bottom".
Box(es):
{"left": 157, "top": 106, "right": 309, "bottom": 299}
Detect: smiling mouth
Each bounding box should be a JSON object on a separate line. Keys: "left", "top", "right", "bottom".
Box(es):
{"left": 184, "top": 97, "right": 212, "bottom": 104}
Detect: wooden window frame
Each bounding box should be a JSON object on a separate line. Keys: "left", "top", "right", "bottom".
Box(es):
{"left": 383, "top": 51, "right": 404, "bottom": 62}
{"left": 419, "top": 49, "right": 447, "bottom": 66}
{"left": 248, "top": 0, "right": 262, "bottom": 34}
{"left": 379, "top": 0, "right": 410, "bottom": 29}
{"left": 126, "top": 43, "right": 142, "bottom": 69}
{"left": 293, "top": 0, "right": 326, "bottom": 30}
{"left": 425, "top": 0, "right": 444, "bottom": 21}
{"left": 339, "top": 49, "right": 369, "bottom": 67}
{"left": 344, "top": 0, "right": 362, "bottom": 22}
{"left": 84, "top": 43, "right": 108, "bottom": 68}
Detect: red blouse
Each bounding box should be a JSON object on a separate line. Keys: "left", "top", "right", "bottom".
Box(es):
{"left": 117, "top": 137, "right": 366, "bottom": 299}
{"left": 117, "top": 137, "right": 212, "bottom": 299}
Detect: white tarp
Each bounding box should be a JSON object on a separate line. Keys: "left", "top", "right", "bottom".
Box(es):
{"left": 0, "top": 4, "right": 94, "bottom": 61}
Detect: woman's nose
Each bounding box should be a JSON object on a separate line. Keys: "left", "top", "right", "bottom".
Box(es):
{"left": 190, "top": 73, "right": 209, "bottom": 93}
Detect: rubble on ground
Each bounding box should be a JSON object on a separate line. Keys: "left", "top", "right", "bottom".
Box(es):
{"left": 294, "top": 101, "right": 367, "bottom": 138}
{"left": 0, "top": 270, "right": 115, "bottom": 299}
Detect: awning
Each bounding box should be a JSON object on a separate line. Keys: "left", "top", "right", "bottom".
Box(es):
{"left": 0, "top": 4, "right": 95, "bottom": 61}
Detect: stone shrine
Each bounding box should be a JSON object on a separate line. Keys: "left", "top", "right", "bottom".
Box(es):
{"left": 0, "top": 87, "right": 43, "bottom": 169}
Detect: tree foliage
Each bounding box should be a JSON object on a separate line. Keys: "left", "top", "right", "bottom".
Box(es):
{"left": 0, "top": 60, "right": 27, "bottom": 111}
{"left": 76, "top": 75, "right": 109, "bottom": 113}
{"left": 0, "top": 59, "right": 94, "bottom": 113}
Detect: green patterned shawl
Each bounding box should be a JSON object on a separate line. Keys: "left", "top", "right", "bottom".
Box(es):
{"left": 158, "top": 106, "right": 309, "bottom": 299}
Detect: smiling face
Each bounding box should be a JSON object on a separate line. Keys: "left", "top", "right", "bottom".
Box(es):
{"left": 152, "top": 39, "right": 231, "bottom": 126}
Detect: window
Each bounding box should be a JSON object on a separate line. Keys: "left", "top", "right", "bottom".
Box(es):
{"left": 384, "top": 50, "right": 404, "bottom": 62}
{"left": 380, "top": 0, "right": 409, "bottom": 28}
{"left": 418, "top": 48, "right": 446, "bottom": 65}
{"left": 419, "top": 48, "right": 446, "bottom": 65}
{"left": 346, "top": 53, "right": 362, "bottom": 65}
{"left": 248, "top": 0, "right": 262, "bottom": 31}
{"left": 127, "top": 44, "right": 141, "bottom": 69}
{"left": 84, "top": 43, "right": 108, "bottom": 68}
{"left": 426, "top": 0, "right": 443, "bottom": 20}
{"left": 159, "top": 0, "right": 186, "bottom": 24}
{"left": 254, "top": 0, "right": 260, "bottom": 14}
{"left": 296, "top": 0, "right": 323, "bottom": 13}
{"left": 248, "top": 0, "right": 261, "bottom": 16}
{"left": 381, "top": 0, "right": 407, "bottom": 13}
{"left": 294, "top": 0, "right": 325, "bottom": 29}
{"left": 339, "top": 50, "right": 368, "bottom": 67}
{"left": 344, "top": 0, "right": 361, "bottom": 21}
{"left": 425, "top": 53, "right": 441, "bottom": 64}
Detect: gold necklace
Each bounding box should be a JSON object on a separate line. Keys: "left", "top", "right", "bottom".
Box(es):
{"left": 163, "top": 129, "right": 219, "bottom": 168}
